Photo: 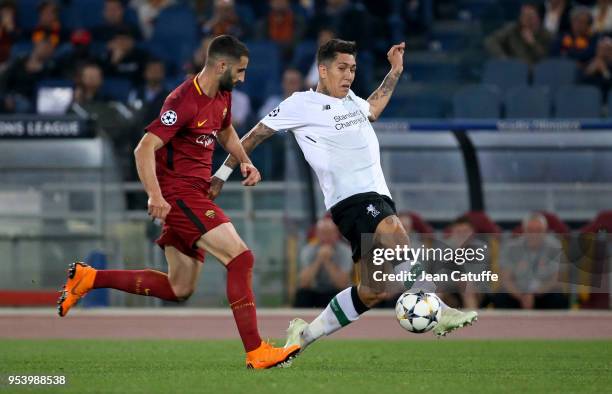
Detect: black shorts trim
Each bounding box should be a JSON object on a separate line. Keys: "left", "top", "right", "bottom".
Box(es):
{"left": 330, "top": 192, "right": 397, "bottom": 262}
{"left": 176, "top": 199, "right": 206, "bottom": 236}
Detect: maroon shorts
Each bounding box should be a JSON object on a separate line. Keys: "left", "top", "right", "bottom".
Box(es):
{"left": 156, "top": 193, "right": 230, "bottom": 262}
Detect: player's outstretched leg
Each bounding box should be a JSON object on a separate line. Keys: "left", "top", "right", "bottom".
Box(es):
{"left": 284, "top": 285, "right": 376, "bottom": 355}
{"left": 57, "top": 262, "right": 182, "bottom": 317}
{"left": 196, "top": 223, "right": 300, "bottom": 369}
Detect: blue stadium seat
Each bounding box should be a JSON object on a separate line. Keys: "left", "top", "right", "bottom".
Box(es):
{"left": 482, "top": 59, "right": 529, "bottom": 92}
{"left": 453, "top": 84, "right": 501, "bottom": 118}
{"left": 16, "top": 0, "right": 39, "bottom": 31}
{"left": 533, "top": 58, "right": 577, "bottom": 94}
{"left": 291, "top": 40, "right": 317, "bottom": 75}
{"left": 240, "top": 41, "right": 281, "bottom": 107}
{"left": 383, "top": 94, "right": 450, "bottom": 119}
{"left": 102, "top": 78, "right": 133, "bottom": 103}
{"left": 148, "top": 5, "right": 198, "bottom": 72}
{"left": 10, "top": 41, "right": 34, "bottom": 59}
{"left": 405, "top": 60, "right": 463, "bottom": 82}
{"left": 554, "top": 85, "right": 601, "bottom": 118}
{"left": 504, "top": 86, "right": 551, "bottom": 118}
{"left": 37, "top": 79, "right": 73, "bottom": 89}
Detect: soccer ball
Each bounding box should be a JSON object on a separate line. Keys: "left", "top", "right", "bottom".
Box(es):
{"left": 395, "top": 291, "right": 442, "bottom": 333}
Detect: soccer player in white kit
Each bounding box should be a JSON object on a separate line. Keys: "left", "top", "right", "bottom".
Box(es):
{"left": 208, "top": 39, "right": 478, "bottom": 354}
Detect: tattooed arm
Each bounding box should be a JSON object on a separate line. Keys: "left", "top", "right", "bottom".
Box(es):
{"left": 208, "top": 122, "right": 277, "bottom": 199}
{"left": 367, "top": 42, "right": 405, "bottom": 122}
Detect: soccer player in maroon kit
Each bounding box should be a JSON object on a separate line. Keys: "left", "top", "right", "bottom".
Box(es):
{"left": 56, "top": 35, "right": 300, "bottom": 369}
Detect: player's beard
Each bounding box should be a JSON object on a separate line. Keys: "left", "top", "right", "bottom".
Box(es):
{"left": 219, "top": 69, "right": 234, "bottom": 92}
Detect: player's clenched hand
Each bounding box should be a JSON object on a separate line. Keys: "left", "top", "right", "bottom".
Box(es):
{"left": 208, "top": 176, "right": 225, "bottom": 200}
{"left": 387, "top": 42, "right": 405, "bottom": 71}
{"left": 148, "top": 194, "right": 171, "bottom": 224}
{"left": 241, "top": 162, "right": 261, "bottom": 186}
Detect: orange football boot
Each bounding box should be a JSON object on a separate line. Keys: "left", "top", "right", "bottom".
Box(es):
{"left": 57, "top": 262, "right": 97, "bottom": 317}
{"left": 245, "top": 341, "right": 301, "bottom": 369}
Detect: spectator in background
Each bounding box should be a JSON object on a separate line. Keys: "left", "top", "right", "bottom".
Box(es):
{"left": 540, "top": 0, "right": 572, "bottom": 36}
{"left": 231, "top": 88, "right": 251, "bottom": 132}
{"left": 71, "top": 63, "right": 108, "bottom": 106}
{"left": 184, "top": 35, "right": 212, "bottom": 77}
{"left": 294, "top": 217, "right": 352, "bottom": 308}
{"left": 128, "top": 58, "right": 167, "bottom": 128}
{"left": 257, "top": 67, "right": 303, "bottom": 119}
{"left": 592, "top": 0, "right": 612, "bottom": 34}
{"left": 202, "top": 0, "right": 246, "bottom": 39}
{"left": 130, "top": 0, "right": 175, "bottom": 39}
{"left": 551, "top": 6, "right": 597, "bottom": 67}
{"left": 0, "top": 0, "right": 18, "bottom": 70}
{"left": 92, "top": 0, "right": 142, "bottom": 43}
{"left": 102, "top": 27, "right": 149, "bottom": 84}
{"left": 257, "top": 0, "right": 305, "bottom": 60}
{"left": 495, "top": 213, "right": 568, "bottom": 309}
{"left": 485, "top": 2, "right": 552, "bottom": 66}
{"left": 31, "top": 0, "right": 63, "bottom": 47}
{"left": 583, "top": 36, "right": 612, "bottom": 98}
{"left": 56, "top": 29, "right": 98, "bottom": 80}
{"left": 305, "top": 27, "right": 335, "bottom": 88}
{"left": 4, "top": 38, "right": 58, "bottom": 113}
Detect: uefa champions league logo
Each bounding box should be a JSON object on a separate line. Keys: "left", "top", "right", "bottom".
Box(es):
{"left": 161, "top": 110, "right": 178, "bottom": 126}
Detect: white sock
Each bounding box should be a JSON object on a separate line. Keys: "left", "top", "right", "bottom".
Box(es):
{"left": 393, "top": 261, "right": 449, "bottom": 310}
{"left": 301, "top": 287, "right": 367, "bottom": 346}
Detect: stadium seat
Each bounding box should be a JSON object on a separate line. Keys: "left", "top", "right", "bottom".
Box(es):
{"left": 101, "top": 78, "right": 133, "bottom": 103}
{"left": 504, "top": 86, "right": 551, "bottom": 118}
{"left": 148, "top": 4, "right": 198, "bottom": 72}
{"left": 580, "top": 210, "right": 612, "bottom": 233}
{"left": 240, "top": 41, "right": 281, "bottom": 107}
{"left": 554, "top": 85, "right": 601, "bottom": 118}
{"left": 405, "top": 59, "right": 464, "bottom": 82}
{"left": 291, "top": 40, "right": 317, "bottom": 75}
{"left": 10, "top": 41, "right": 34, "bottom": 59}
{"left": 383, "top": 94, "right": 450, "bottom": 118}
{"left": 452, "top": 84, "right": 501, "bottom": 118}
{"left": 533, "top": 58, "right": 577, "bottom": 94}
{"left": 482, "top": 59, "right": 529, "bottom": 92}
{"left": 430, "top": 21, "right": 482, "bottom": 51}
{"left": 71, "top": 0, "right": 105, "bottom": 29}
{"left": 16, "top": 0, "right": 39, "bottom": 31}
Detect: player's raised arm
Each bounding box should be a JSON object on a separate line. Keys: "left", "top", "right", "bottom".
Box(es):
{"left": 208, "top": 122, "right": 277, "bottom": 199}
{"left": 216, "top": 124, "right": 262, "bottom": 187}
{"left": 366, "top": 42, "right": 405, "bottom": 122}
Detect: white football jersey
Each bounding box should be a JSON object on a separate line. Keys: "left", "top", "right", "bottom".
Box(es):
{"left": 260, "top": 89, "right": 391, "bottom": 209}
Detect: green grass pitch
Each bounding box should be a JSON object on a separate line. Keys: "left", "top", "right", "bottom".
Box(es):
{"left": 1, "top": 340, "right": 611, "bottom": 393}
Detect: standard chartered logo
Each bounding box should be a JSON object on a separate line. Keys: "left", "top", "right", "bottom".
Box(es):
{"left": 334, "top": 110, "right": 366, "bottom": 130}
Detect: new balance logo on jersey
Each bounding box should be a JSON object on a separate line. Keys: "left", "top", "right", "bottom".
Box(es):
{"left": 366, "top": 204, "right": 380, "bottom": 218}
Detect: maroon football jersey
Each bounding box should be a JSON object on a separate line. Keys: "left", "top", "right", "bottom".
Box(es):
{"left": 145, "top": 75, "right": 232, "bottom": 191}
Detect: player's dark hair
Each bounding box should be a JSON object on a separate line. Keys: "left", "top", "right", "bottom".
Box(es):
{"left": 317, "top": 39, "right": 357, "bottom": 65}
{"left": 206, "top": 35, "right": 249, "bottom": 64}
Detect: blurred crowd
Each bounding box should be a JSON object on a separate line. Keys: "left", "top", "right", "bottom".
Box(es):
{"left": 485, "top": 0, "right": 612, "bottom": 99}
{"left": 294, "top": 209, "right": 610, "bottom": 310}
{"left": 0, "top": 0, "right": 419, "bottom": 181}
